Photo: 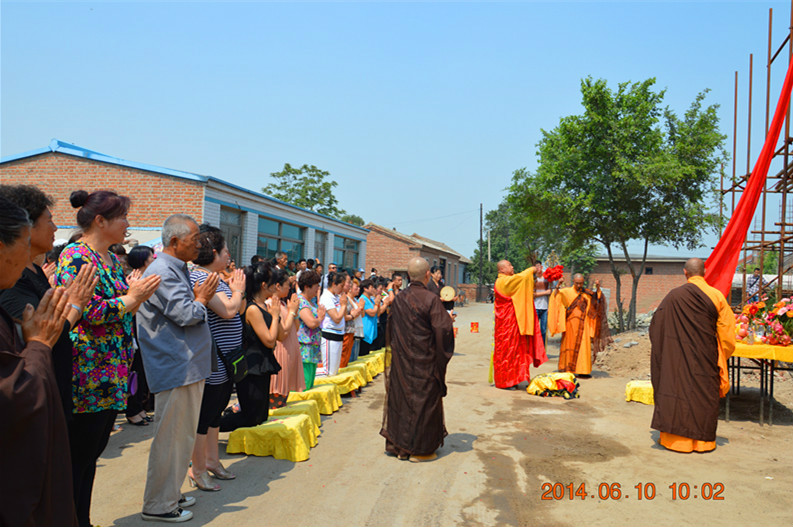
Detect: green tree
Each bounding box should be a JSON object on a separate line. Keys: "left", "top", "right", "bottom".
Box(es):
{"left": 509, "top": 77, "right": 727, "bottom": 331}
{"left": 467, "top": 197, "right": 597, "bottom": 285}
{"left": 263, "top": 163, "right": 346, "bottom": 217}
{"left": 339, "top": 213, "right": 365, "bottom": 226}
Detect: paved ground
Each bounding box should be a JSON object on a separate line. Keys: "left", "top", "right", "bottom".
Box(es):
{"left": 93, "top": 302, "right": 793, "bottom": 527}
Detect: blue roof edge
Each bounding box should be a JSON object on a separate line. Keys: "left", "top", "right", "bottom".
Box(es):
{"left": 206, "top": 176, "right": 369, "bottom": 233}
{"left": 1, "top": 139, "right": 369, "bottom": 233}
{"left": 0, "top": 139, "right": 208, "bottom": 183}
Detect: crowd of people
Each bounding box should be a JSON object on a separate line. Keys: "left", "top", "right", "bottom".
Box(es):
{"left": 0, "top": 184, "right": 457, "bottom": 526}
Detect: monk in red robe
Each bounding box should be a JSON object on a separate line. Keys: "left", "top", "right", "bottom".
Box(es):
{"left": 491, "top": 260, "right": 547, "bottom": 389}
{"left": 650, "top": 258, "right": 735, "bottom": 453}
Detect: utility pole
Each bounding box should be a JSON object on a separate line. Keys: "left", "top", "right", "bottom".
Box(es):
{"left": 479, "top": 203, "right": 484, "bottom": 301}
{"left": 487, "top": 229, "right": 491, "bottom": 262}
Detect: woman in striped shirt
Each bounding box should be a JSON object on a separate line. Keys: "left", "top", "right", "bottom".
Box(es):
{"left": 188, "top": 225, "right": 246, "bottom": 491}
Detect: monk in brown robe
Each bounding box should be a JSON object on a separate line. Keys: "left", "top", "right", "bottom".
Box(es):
{"left": 491, "top": 260, "right": 547, "bottom": 389}
{"left": 381, "top": 257, "right": 454, "bottom": 462}
{"left": 650, "top": 258, "right": 735, "bottom": 453}
{"left": 549, "top": 274, "right": 609, "bottom": 375}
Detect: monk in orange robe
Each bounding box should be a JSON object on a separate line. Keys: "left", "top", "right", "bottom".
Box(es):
{"left": 491, "top": 260, "right": 547, "bottom": 389}
{"left": 650, "top": 258, "right": 735, "bottom": 453}
{"left": 548, "top": 274, "right": 608, "bottom": 376}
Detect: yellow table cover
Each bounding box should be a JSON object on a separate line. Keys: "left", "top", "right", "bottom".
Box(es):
{"left": 733, "top": 342, "right": 793, "bottom": 362}
{"left": 340, "top": 362, "right": 372, "bottom": 384}
{"left": 349, "top": 357, "right": 378, "bottom": 379}
{"left": 370, "top": 347, "right": 391, "bottom": 368}
{"left": 625, "top": 380, "right": 654, "bottom": 405}
{"left": 226, "top": 413, "right": 318, "bottom": 461}
{"left": 355, "top": 351, "right": 385, "bottom": 377}
{"left": 314, "top": 370, "right": 366, "bottom": 394}
{"left": 270, "top": 400, "right": 321, "bottom": 436}
{"left": 287, "top": 384, "right": 342, "bottom": 415}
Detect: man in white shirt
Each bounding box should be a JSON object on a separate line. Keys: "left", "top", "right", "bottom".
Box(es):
{"left": 322, "top": 262, "right": 338, "bottom": 290}
{"left": 533, "top": 262, "right": 551, "bottom": 346}
{"left": 318, "top": 271, "right": 348, "bottom": 376}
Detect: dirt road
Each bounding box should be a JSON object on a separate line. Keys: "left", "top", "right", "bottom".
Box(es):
{"left": 93, "top": 302, "right": 792, "bottom": 527}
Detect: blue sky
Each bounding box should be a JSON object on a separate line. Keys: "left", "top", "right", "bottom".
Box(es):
{"left": 2, "top": 1, "right": 790, "bottom": 260}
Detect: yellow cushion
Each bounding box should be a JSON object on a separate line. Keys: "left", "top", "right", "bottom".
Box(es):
{"left": 340, "top": 362, "right": 372, "bottom": 384}
{"left": 314, "top": 370, "right": 366, "bottom": 394}
{"left": 625, "top": 380, "right": 654, "bottom": 405}
{"left": 287, "top": 384, "right": 342, "bottom": 415}
{"left": 270, "top": 400, "right": 321, "bottom": 436}
{"left": 226, "top": 414, "right": 317, "bottom": 461}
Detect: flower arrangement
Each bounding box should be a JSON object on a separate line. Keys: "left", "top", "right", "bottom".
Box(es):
{"left": 735, "top": 297, "right": 793, "bottom": 346}
{"left": 543, "top": 265, "right": 564, "bottom": 282}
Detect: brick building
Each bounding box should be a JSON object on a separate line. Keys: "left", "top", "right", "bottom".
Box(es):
{"left": 579, "top": 255, "right": 703, "bottom": 314}
{"left": 364, "top": 223, "right": 470, "bottom": 287}
{"left": 0, "top": 140, "right": 368, "bottom": 266}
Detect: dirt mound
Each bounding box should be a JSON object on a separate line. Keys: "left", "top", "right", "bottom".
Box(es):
{"left": 595, "top": 330, "right": 651, "bottom": 379}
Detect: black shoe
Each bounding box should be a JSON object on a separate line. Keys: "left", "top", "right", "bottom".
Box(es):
{"left": 141, "top": 508, "right": 193, "bottom": 522}
{"left": 178, "top": 495, "right": 195, "bottom": 508}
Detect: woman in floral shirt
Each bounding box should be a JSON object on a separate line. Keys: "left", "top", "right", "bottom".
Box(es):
{"left": 56, "top": 190, "right": 160, "bottom": 527}
{"left": 296, "top": 270, "right": 325, "bottom": 389}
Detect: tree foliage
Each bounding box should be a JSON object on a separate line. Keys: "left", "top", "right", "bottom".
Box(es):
{"left": 508, "top": 77, "right": 727, "bottom": 331}
{"left": 467, "top": 197, "right": 597, "bottom": 284}
{"left": 263, "top": 163, "right": 346, "bottom": 218}
{"left": 339, "top": 213, "right": 365, "bottom": 226}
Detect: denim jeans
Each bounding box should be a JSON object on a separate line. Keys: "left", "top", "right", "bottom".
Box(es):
{"left": 536, "top": 308, "right": 548, "bottom": 346}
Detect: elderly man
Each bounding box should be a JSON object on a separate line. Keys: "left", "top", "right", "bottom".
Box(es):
{"left": 650, "top": 258, "right": 735, "bottom": 453}
{"left": 137, "top": 214, "right": 219, "bottom": 523}
{"left": 549, "top": 273, "right": 608, "bottom": 376}
{"left": 380, "top": 257, "right": 454, "bottom": 462}
{"left": 492, "top": 260, "right": 547, "bottom": 389}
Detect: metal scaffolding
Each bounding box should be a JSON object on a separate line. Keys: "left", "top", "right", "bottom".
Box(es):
{"left": 722, "top": 2, "right": 793, "bottom": 304}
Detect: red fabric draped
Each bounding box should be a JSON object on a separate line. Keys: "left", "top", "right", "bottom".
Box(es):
{"left": 706, "top": 59, "right": 793, "bottom": 298}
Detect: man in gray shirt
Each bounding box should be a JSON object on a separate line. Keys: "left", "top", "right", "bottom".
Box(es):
{"left": 137, "top": 214, "right": 219, "bottom": 523}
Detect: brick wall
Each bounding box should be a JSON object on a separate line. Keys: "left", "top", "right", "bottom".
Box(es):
{"left": 365, "top": 229, "right": 418, "bottom": 276}
{"left": 0, "top": 153, "right": 205, "bottom": 227}
{"left": 563, "top": 260, "right": 687, "bottom": 314}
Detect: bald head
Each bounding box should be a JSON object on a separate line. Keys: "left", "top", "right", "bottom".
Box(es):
{"left": 408, "top": 257, "right": 430, "bottom": 282}
{"left": 497, "top": 260, "right": 514, "bottom": 276}
{"left": 684, "top": 258, "right": 705, "bottom": 278}
{"left": 573, "top": 273, "right": 585, "bottom": 291}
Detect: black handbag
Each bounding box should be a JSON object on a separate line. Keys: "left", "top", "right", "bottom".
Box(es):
{"left": 214, "top": 339, "right": 248, "bottom": 383}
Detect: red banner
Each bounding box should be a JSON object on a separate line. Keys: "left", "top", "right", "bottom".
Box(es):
{"left": 706, "top": 58, "right": 793, "bottom": 298}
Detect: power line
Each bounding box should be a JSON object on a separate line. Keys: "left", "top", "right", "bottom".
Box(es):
{"left": 385, "top": 208, "right": 480, "bottom": 227}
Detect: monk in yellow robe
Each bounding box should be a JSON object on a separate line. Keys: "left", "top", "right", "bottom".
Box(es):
{"left": 650, "top": 258, "right": 735, "bottom": 453}
{"left": 491, "top": 260, "right": 547, "bottom": 389}
{"left": 548, "top": 273, "right": 607, "bottom": 376}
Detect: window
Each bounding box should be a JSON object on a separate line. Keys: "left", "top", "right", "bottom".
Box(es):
{"left": 257, "top": 217, "right": 304, "bottom": 261}
{"left": 333, "top": 236, "right": 360, "bottom": 270}
{"left": 314, "top": 231, "right": 327, "bottom": 261}
{"left": 645, "top": 267, "right": 654, "bottom": 275}
{"left": 219, "top": 208, "right": 242, "bottom": 265}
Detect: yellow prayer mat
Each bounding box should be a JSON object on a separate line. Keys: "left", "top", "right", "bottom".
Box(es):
{"left": 226, "top": 413, "right": 318, "bottom": 461}
{"left": 314, "top": 370, "right": 366, "bottom": 394}
{"left": 369, "top": 347, "right": 390, "bottom": 368}
{"left": 340, "top": 362, "right": 372, "bottom": 384}
{"left": 351, "top": 352, "right": 385, "bottom": 378}
{"left": 269, "top": 400, "right": 322, "bottom": 436}
{"left": 625, "top": 380, "right": 654, "bottom": 405}
{"left": 287, "top": 384, "right": 343, "bottom": 415}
